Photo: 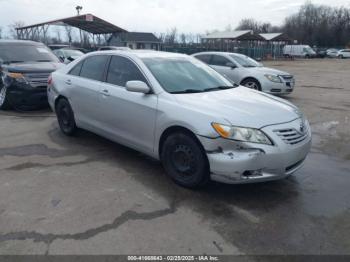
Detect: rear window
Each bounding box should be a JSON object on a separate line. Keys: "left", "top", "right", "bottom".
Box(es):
{"left": 0, "top": 44, "right": 59, "bottom": 63}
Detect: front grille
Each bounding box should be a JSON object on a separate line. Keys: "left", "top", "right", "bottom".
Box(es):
{"left": 24, "top": 73, "right": 51, "bottom": 88}
{"left": 274, "top": 128, "right": 308, "bottom": 145}
{"left": 280, "top": 75, "right": 293, "bottom": 81}
{"left": 271, "top": 89, "right": 281, "bottom": 92}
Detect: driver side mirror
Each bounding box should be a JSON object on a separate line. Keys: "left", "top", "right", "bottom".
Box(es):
{"left": 126, "top": 81, "right": 150, "bottom": 94}
{"left": 226, "top": 62, "right": 236, "bottom": 69}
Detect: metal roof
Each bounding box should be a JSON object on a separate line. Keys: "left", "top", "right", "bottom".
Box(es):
{"left": 110, "top": 32, "right": 161, "bottom": 43}
{"left": 201, "top": 30, "right": 265, "bottom": 41}
{"left": 202, "top": 30, "right": 253, "bottom": 39}
{"left": 16, "top": 14, "right": 127, "bottom": 35}
{"left": 259, "top": 33, "right": 291, "bottom": 41}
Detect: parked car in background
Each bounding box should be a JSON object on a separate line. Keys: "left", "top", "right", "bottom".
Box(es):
{"left": 326, "top": 48, "right": 339, "bottom": 58}
{"left": 53, "top": 48, "right": 84, "bottom": 64}
{"left": 192, "top": 52, "right": 295, "bottom": 95}
{"left": 337, "top": 49, "right": 350, "bottom": 59}
{"left": 98, "top": 46, "right": 131, "bottom": 51}
{"left": 283, "top": 45, "right": 316, "bottom": 58}
{"left": 0, "top": 40, "right": 62, "bottom": 110}
{"left": 48, "top": 44, "right": 70, "bottom": 50}
{"left": 314, "top": 48, "right": 327, "bottom": 58}
{"left": 48, "top": 50, "right": 311, "bottom": 188}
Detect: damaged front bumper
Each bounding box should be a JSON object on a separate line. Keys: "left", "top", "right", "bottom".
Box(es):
{"left": 197, "top": 121, "right": 312, "bottom": 184}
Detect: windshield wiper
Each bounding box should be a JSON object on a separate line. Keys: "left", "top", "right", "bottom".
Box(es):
{"left": 35, "top": 60, "right": 52, "bottom": 62}
{"left": 170, "top": 89, "right": 204, "bottom": 94}
{"left": 203, "top": 85, "right": 236, "bottom": 92}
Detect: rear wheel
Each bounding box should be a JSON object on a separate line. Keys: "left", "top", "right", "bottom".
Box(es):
{"left": 161, "top": 132, "right": 210, "bottom": 188}
{"left": 0, "top": 85, "right": 11, "bottom": 110}
{"left": 241, "top": 78, "right": 261, "bottom": 91}
{"left": 56, "top": 98, "right": 77, "bottom": 136}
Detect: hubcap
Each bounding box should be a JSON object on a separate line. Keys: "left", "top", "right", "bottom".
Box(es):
{"left": 244, "top": 82, "right": 259, "bottom": 90}
{"left": 171, "top": 144, "right": 196, "bottom": 175}
{"left": 0, "top": 86, "right": 7, "bottom": 106}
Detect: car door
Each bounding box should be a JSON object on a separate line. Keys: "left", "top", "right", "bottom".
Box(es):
{"left": 97, "top": 55, "right": 158, "bottom": 155}
{"left": 67, "top": 55, "right": 109, "bottom": 130}
{"left": 210, "top": 55, "right": 241, "bottom": 83}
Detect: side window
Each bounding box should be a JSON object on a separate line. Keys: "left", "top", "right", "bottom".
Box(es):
{"left": 79, "top": 55, "right": 109, "bottom": 81}
{"left": 195, "top": 55, "right": 212, "bottom": 64}
{"left": 68, "top": 61, "right": 83, "bottom": 76}
{"left": 211, "top": 55, "right": 230, "bottom": 67}
{"left": 106, "top": 56, "right": 147, "bottom": 87}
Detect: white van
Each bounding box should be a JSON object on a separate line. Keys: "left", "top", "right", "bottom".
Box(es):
{"left": 283, "top": 45, "right": 316, "bottom": 58}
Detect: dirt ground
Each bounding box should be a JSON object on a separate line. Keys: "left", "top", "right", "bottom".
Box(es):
{"left": 0, "top": 58, "right": 349, "bottom": 256}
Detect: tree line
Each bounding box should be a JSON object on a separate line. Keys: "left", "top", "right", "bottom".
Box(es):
{"left": 161, "top": 3, "right": 350, "bottom": 48}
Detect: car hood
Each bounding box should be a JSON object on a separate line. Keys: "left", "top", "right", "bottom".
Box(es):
{"left": 3, "top": 61, "right": 63, "bottom": 74}
{"left": 173, "top": 86, "right": 299, "bottom": 129}
{"left": 247, "top": 66, "right": 291, "bottom": 76}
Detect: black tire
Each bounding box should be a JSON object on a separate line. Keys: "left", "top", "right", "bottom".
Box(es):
{"left": 55, "top": 98, "right": 77, "bottom": 136}
{"left": 161, "top": 132, "right": 210, "bottom": 188}
{"left": 0, "top": 85, "right": 11, "bottom": 110}
{"left": 339, "top": 55, "right": 344, "bottom": 59}
{"left": 241, "top": 78, "right": 261, "bottom": 91}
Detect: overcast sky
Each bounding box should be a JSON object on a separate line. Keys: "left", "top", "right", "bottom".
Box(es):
{"left": 1, "top": 0, "right": 350, "bottom": 34}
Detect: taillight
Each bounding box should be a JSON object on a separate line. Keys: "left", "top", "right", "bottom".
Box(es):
{"left": 48, "top": 75, "right": 53, "bottom": 85}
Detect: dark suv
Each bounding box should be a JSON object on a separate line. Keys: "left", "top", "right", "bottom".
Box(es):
{"left": 0, "top": 40, "right": 62, "bottom": 110}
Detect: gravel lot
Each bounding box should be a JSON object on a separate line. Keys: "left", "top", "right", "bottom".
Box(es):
{"left": 0, "top": 58, "right": 349, "bottom": 255}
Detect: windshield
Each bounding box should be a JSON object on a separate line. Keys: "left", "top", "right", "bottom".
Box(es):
{"left": 230, "top": 54, "right": 261, "bottom": 68}
{"left": 62, "top": 49, "right": 84, "bottom": 57}
{"left": 0, "top": 44, "right": 59, "bottom": 63}
{"left": 142, "top": 57, "right": 234, "bottom": 94}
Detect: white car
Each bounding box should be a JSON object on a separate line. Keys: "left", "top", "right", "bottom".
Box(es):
{"left": 337, "top": 49, "right": 350, "bottom": 59}
{"left": 326, "top": 49, "right": 339, "bottom": 58}
{"left": 48, "top": 50, "right": 311, "bottom": 188}
{"left": 192, "top": 52, "right": 295, "bottom": 95}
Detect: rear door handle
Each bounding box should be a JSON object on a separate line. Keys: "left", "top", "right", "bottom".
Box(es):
{"left": 100, "top": 89, "right": 110, "bottom": 96}
{"left": 65, "top": 79, "right": 72, "bottom": 85}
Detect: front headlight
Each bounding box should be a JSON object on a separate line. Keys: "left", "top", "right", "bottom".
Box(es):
{"left": 264, "top": 74, "right": 281, "bottom": 83}
{"left": 4, "top": 72, "right": 28, "bottom": 84}
{"left": 212, "top": 123, "right": 272, "bottom": 145}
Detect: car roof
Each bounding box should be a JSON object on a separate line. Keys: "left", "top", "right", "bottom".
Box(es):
{"left": 0, "top": 39, "right": 43, "bottom": 46}
{"left": 193, "top": 51, "right": 246, "bottom": 57}
{"left": 90, "top": 50, "right": 188, "bottom": 59}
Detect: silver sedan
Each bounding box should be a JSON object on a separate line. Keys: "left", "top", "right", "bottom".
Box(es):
{"left": 192, "top": 52, "right": 295, "bottom": 95}
{"left": 48, "top": 50, "right": 311, "bottom": 188}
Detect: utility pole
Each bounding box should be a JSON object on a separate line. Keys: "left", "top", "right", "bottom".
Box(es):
{"left": 75, "top": 6, "right": 83, "bottom": 45}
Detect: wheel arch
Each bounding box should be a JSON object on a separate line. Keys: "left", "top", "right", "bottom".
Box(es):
{"left": 158, "top": 125, "right": 205, "bottom": 159}
{"left": 240, "top": 77, "right": 262, "bottom": 89}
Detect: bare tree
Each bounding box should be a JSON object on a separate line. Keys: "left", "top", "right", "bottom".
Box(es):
{"left": 8, "top": 21, "right": 25, "bottom": 39}
{"left": 64, "top": 25, "right": 73, "bottom": 44}
{"left": 164, "top": 27, "right": 178, "bottom": 44}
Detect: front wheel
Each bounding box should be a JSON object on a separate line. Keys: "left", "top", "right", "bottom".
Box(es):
{"left": 56, "top": 98, "right": 78, "bottom": 136}
{"left": 0, "top": 85, "right": 11, "bottom": 110}
{"left": 241, "top": 78, "right": 261, "bottom": 91}
{"left": 161, "top": 132, "right": 210, "bottom": 188}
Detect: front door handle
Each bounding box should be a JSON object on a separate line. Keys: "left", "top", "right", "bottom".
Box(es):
{"left": 65, "top": 79, "right": 72, "bottom": 85}
{"left": 100, "top": 89, "right": 110, "bottom": 96}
